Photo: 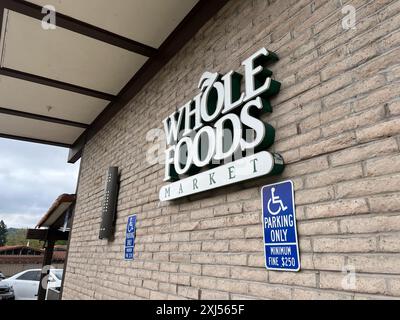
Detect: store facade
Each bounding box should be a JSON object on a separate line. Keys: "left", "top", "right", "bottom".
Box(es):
{"left": 61, "top": 0, "right": 400, "bottom": 300}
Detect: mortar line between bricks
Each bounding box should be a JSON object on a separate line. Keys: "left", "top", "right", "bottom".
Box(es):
{"left": 130, "top": 251, "right": 400, "bottom": 267}
{"left": 106, "top": 187, "right": 400, "bottom": 220}
{"left": 270, "top": 14, "right": 400, "bottom": 103}
{"left": 271, "top": 56, "right": 388, "bottom": 118}
{"left": 293, "top": 0, "right": 342, "bottom": 36}
{"left": 297, "top": 210, "right": 400, "bottom": 224}
{"left": 147, "top": 207, "right": 400, "bottom": 230}
{"left": 281, "top": 132, "right": 400, "bottom": 168}
{"left": 130, "top": 145, "right": 400, "bottom": 205}
{"left": 268, "top": 2, "right": 322, "bottom": 44}
{"left": 299, "top": 231, "right": 398, "bottom": 240}
{"left": 272, "top": 78, "right": 391, "bottom": 132}
{"left": 272, "top": 103, "right": 390, "bottom": 145}
{"left": 314, "top": 1, "right": 400, "bottom": 58}
{"left": 145, "top": 276, "right": 400, "bottom": 298}
{"left": 272, "top": 0, "right": 395, "bottom": 75}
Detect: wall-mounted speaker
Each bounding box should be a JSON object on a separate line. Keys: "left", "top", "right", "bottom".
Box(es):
{"left": 99, "top": 167, "right": 119, "bottom": 240}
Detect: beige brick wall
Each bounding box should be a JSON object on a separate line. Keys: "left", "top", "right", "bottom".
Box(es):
{"left": 62, "top": 0, "right": 400, "bottom": 300}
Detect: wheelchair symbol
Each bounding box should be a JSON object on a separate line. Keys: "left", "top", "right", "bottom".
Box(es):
{"left": 127, "top": 218, "right": 135, "bottom": 233}
{"left": 267, "top": 187, "right": 288, "bottom": 215}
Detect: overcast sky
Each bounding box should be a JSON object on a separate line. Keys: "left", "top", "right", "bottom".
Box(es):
{"left": 0, "top": 139, "right": 80, "bottom": 229}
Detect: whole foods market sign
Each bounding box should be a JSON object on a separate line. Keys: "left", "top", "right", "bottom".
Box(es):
{"left": 160, "top": 48, "right": 283, "bottom": 201}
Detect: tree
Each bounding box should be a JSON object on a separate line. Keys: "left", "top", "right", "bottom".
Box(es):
{"left": 0, "top": 220, "right": 7, "bottom": 246}
{"left": 6, "top": 228, "right": 43, "bottom": 249}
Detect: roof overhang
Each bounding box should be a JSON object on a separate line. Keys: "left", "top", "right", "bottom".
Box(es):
{"left": 36, "top": 193, "right": 75, "bottom": 228}
{"left": 26, "top": 193, "right": 75, "bottom": 241}
{"left": 0, "top": 0, "right": 229, "bottom": 162}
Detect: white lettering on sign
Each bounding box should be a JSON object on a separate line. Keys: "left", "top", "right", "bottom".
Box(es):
{"left": 160, "top": 48, "right": 283, "bottom": 201}
{"left": 160, "top": 151, "right": 283, "bottom": 201}
{"left": 264, "top": 214, "right": 295, "bottom": 229}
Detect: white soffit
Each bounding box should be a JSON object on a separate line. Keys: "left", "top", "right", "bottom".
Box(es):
{"left": 0, "top": 1, "right": 201, "bottom": 148}
{"left": 1, "top": 10, "right": 148, "bottom": 95}
{"left": 0, "top": 76, "right": 108, "bottom": 124}
{"left": 0, "top": 113, "right": 85, "bottom": 145}
{"left": 27, "top": 0, "right": 199, "bottom": 47}
{"left": 40, "top": 202, "right": 71, "bottom": 227}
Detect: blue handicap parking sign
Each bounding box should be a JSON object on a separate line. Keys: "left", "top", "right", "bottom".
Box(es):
{"left": 261, "top": 180, "right": 300, "bottom": 271}
{"left": 124, "top": 215, "right": 136, "bottom": 260}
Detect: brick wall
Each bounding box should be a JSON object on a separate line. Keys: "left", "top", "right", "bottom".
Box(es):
{"left": 62, "top": 0, "right": 400, "bottom": 300}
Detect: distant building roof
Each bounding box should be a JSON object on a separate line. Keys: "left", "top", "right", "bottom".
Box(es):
{"left": 0, "top": 245, "right": 27, "bottom": 251}
{"left": 0, "top": 252, "right": 65, "bottom": 264}
{"left": 0, "top": 245, "right": 66, "bottom": 264}
{"left": 0, "top": 255, "right": 44, "bottom": 264}
{"left": 0, "top": 245, "right": 42, "bottom": 256}
{"left": 54, "top": 245, "right": 67, "bottom": 251}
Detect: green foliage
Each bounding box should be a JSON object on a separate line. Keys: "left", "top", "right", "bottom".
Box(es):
{"left": 0, "top": 220, "right": 7, "bottom": 246}
{"left": 5, "top": 228, "right": 67, "bottom": 249}
{"left": 6, "top": 228, "right": 43, "bottom": 249}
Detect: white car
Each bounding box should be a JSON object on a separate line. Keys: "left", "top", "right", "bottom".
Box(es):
{"left": 2, "top": 269, "right": 63, "bottom": 300}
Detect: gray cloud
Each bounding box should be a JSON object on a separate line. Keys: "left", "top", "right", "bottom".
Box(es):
{"left": 0, "top": 139, "right": 80, "bottom": 228}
